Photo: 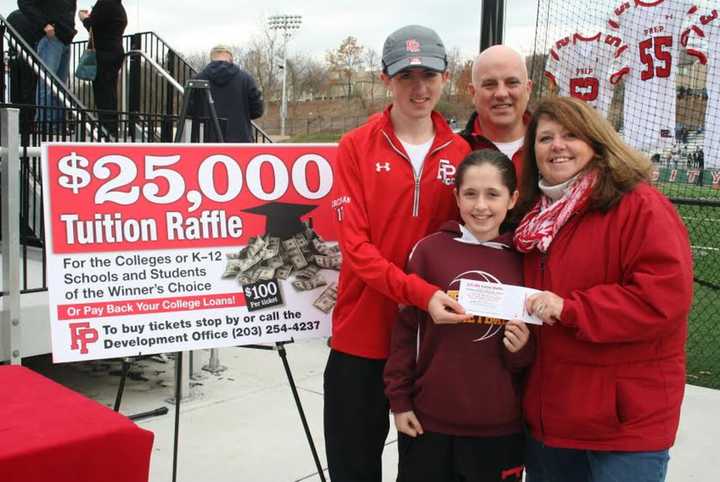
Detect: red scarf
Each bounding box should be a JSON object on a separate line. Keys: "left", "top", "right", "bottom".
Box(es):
{"left": 514, "top": 171, "right": 597, "bottom": 253}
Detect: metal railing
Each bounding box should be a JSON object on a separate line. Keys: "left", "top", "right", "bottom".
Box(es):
{"left": 69, "top": 31, "right": 194, "bottom": 114}
{"left": 0, "top": 24, "right": 273, "bottom": 144}
{"left": 0, "top": 15, "right": 102, "bottom": 141}
{"left": 69, "top": 32, "right": 272, "bottom": 143}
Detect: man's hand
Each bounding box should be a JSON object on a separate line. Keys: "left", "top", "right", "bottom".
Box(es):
{"left": 78, "top": 10, "right": 90, "bottom": 21}
{"left": 427, "top": 290, "right": 470, "bottom": 324}
{"left": 503, "top": 320, "right": 529, "bottom": 352}
{"left": 43, "top": 24, "right": 55, "bottom": 38}
{"left": 393, "top": 410, "right": 424, "bottom": 437}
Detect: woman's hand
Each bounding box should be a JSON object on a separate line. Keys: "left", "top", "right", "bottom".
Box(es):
{"left": 503, "top": 320, "right": 529, "bottom": 352}
{"left": 78, "top": 10, "right": 90, "bottom": 21}
{"left": 393, "top": 410, "right": 424, "bottom": 437}
{"left": 427, "top": 290, "right": 472, "bottom": 324}
{"left": 526, "top": 291, "right": 564, "bottom": 325}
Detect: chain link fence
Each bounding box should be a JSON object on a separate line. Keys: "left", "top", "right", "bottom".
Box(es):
{"left": 663, "top": 196, "right": 720, "bottom": 389}
{"left": 533, "top": 0, "right": 720, "bottom": 389}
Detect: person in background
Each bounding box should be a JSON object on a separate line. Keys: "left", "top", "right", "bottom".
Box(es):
{"left": 460, "top": 45, "right": 532, "bottom": 185}
{"left": 79, "top": 0, "right": 127, "bottom": 138}
{"left": 6, "top": 9, "right": 42, "bottom": 140}
{"left": 78, "top": 0, "right": 127, "bottom": 137}
{"left": 384, "top": 149, "right": 532, "bottom": 482}
{"left": 324, "top": 24, "right": 470, "bottom": 482}
{"left": 514, "top": 96, "right": 693, "bottom": 482}
{"left": 189, "top": 45, "right": 263, "bottom": 143}
{"left": 18, "top": 0, "right": 77, "bottom": 125}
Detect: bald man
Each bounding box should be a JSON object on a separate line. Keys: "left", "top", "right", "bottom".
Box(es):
{"left": 460, "top": 45, "right": 532, "bottom": 183}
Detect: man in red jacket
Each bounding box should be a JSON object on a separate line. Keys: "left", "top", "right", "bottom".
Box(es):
{"left": 324, "top": 25, "right": 471, "bottom": 482}
{"left": 460, "top": 45, "right": 532, "bottom": 184}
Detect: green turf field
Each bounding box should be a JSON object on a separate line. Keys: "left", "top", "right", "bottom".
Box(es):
{"left": 656, "top": 182, "right": 720, "bottom": 389}
{"left": 659, "top": 182, "right": 720, "bottom": 200}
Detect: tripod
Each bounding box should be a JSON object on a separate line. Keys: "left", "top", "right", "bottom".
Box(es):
{"left": 113, "top": 356, "right": 169, "bottom": 420}
{"left": 174, "top": 78, "right": 225, "bottom": 143}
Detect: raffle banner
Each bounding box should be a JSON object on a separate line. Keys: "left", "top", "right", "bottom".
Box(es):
{"left": 42, "top": 143, "right": 339, "bottom": 362}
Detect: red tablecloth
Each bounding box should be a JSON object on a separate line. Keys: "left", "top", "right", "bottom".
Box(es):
{"left": 0, "top": 365, "right": 154, "bottom": 482}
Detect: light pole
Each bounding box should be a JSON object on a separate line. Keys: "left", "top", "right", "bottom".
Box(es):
{"left": 268, "top": 14, "right": 302, "bottom": 137}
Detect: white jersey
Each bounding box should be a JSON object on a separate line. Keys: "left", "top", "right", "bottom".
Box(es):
{"left": 682, "top": 7, "right": 720, "bottom": 168}
{"left": 609, "top": 0, "right": 698, "bottom": 151}
{"left": 545, "top": 32, "right": 626, "bottom": 116}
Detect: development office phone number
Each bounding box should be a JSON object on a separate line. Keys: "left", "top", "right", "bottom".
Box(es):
{"left": 233, "top": 321, "right": 320, "bottom": 338}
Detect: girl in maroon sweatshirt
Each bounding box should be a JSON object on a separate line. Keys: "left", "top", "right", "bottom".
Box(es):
{"left": 384, "top": 149, "right": 534, "bottom": 482}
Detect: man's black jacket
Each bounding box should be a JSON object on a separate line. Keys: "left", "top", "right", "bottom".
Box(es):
{"left": 18, "top": 0, "right": 77, "bottom": 45}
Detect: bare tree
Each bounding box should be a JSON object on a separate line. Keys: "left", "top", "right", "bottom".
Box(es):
{"left": 184, "top": 50, "right": 208, "bottom": 72}
{"left": 444, "top": 47, "right": 464, "bottom": 97}
{"left": 285, "top": 54, "right": 317, "bottom": 103}
{"left": 326, "top": 36, "right": 365, "bottom": 99}
{"left": 454, "top": 59, "right": 473, "bottom": 101}
{"left": 525, "top": 53, "right": 549, "bottom": 100}
{"left": 238, "top": 28, "right": 282, "bottom": 102}
{"left": 286, "top": 56, "right": 301, "bottom": 103}
{"left": 364, "top": 47, "right": 381, "bottom": 103}
{"left": 289, "top": 53, "right": 329, "bottom": 101}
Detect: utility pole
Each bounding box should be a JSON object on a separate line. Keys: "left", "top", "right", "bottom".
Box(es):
{"left": 479, "top": 0, "right": 506, "bottom": 52}
{"left": 268, "top": 14, "right": 302, "bottom": 137}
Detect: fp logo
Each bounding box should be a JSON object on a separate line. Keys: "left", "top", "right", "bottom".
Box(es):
{"left": 406, "top": 39, "right": 421, "bottom": 52}
{"left": 69, "top": 322, "right": 99, "bottom": 354}
{"left": 376, "top": 162, "right": 391, "bottom": 172}
{"left": 437, "top": 159, "right": 456, "bottom": 185}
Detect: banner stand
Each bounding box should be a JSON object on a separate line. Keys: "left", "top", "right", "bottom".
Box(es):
{"left": 242, "top": 341, "right": 327, "bottom": 482}
{"left": 166, "top": 343, "right": 327, "bottom": 482}
{"left": 170, "top": 79, "right": 224, "bottom": 482}
{"left": 171, "top": 351, "right": 183, "bottom": 482}
{"left": 113, "top": 357, "right": 169, "bottom": 421}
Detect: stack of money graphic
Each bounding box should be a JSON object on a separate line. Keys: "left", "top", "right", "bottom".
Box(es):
{"left": 312, "top": 282, "right": 338, "bottom": 314}
{"left": 222, "top": 225, "right": 342, "bottom": 312}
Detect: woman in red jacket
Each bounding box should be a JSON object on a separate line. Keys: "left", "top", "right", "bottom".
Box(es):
{"left": 514, "top": 96, "right": 693, "bottom": 482}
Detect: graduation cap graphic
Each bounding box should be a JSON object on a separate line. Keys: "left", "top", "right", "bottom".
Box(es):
{"left": 242, "top": 201, "right": 318, "bottom": 238}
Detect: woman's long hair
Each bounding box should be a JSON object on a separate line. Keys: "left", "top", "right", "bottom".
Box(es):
{"left": 517, "top": 96, "right": 652, "bottom": 217}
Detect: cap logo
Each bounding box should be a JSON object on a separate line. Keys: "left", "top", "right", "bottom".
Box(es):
{"left": 406, "top": 39, "right": 421, "bottom": 52}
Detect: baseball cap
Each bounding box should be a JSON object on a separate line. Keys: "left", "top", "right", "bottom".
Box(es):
{"left": 382, "top": 25, "right": 448, "bottom": 77}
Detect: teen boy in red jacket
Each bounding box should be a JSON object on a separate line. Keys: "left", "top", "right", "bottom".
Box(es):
{"left": 324, "top": 25, "right": 471, "bottom": 482}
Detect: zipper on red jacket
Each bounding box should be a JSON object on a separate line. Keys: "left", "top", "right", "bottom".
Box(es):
{"left": 381, "top": 132, "right": 453, "bottom": 217}
{"left": 413, "top": 177, "right": 421, "bottom": 216}
{"left": 412, "top": 141, "right": 452, "bottom": 216}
